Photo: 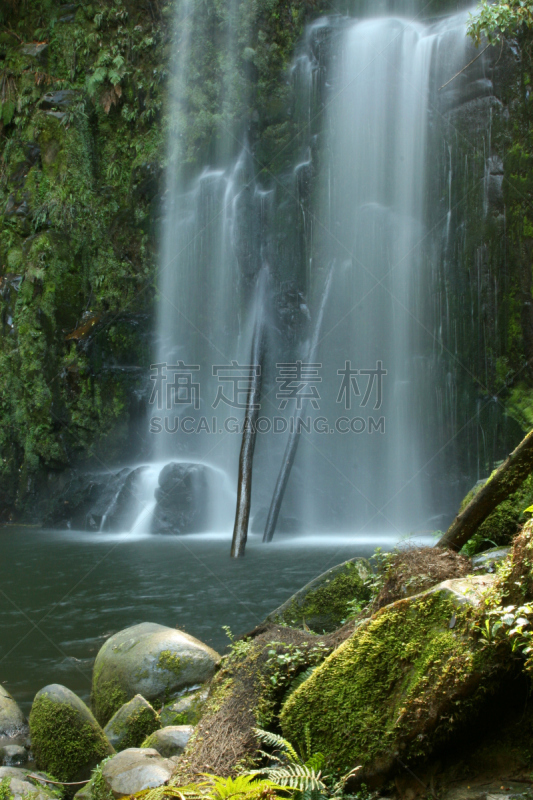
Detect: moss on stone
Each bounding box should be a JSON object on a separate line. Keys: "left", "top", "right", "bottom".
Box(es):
{"left": 91, "top": 680, "right": 128, "bottom": 730}
{"left": 117, "top": 706, "right": 160, "bottom": 751}
{"left": 29, "top": 695, "right": 112, "bottom": 783}
{"left": 156, "top": 650, "right": 192, "bottom": 680}
{"left": 280, "top": 588, "right": 501, "bottom": 775}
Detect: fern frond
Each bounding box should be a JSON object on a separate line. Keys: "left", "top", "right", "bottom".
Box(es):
{"left": 249, "top": 764, "right": 326, "bottom": 793}
{"left": 253, "top": 728, "right": 299, "bottom": 764}
{"left": 304, "top": 753, "right": 325, "bottom": 773}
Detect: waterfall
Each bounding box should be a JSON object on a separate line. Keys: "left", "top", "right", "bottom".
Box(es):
{"left": 296, "top": 14, "right": 470, "bottom": 534}
{"left": 136, "top": 3, "right": 485, "bottom": 538}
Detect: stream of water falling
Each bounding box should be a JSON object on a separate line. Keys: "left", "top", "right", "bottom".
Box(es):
{"left": 129, "top": 5, "right": 483, "bottom": 538}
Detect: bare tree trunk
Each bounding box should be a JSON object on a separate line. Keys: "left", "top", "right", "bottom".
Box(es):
{"left": 437, "top": 428, "right": 533, "bottom": 551}
{"left": 263, "top": 263, "right": 335, "bottom": 543}
{"left": 231, "top": 276, "right": 268, "bottom": 558}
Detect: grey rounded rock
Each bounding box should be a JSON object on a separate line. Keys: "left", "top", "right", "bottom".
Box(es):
{"left": 92, "top": 622, "right": 220, "bottom": 724}
{"left": 100, "top": 748, "right": 174, "bottom": 798}
{"left": 0, "top": 686, "right": 27, "bottom": 738}
{"left": 142, "top": 725, "right": 194, "bottom": 757}
{"left": 0, "top": 745, "right": 27, "bottom": 767}
{"left": 0, "top": 768, "right": 57, "bottom": 800}
{"left": 104, "top": 695, "right": 160, "bottom": 751}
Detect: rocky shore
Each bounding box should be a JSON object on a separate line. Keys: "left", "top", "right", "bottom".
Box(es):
{"left": 2, "top": 533, "right": 533, "bottom": 800}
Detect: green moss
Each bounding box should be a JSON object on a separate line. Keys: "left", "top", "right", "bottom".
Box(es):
{"left": 277, "top": 562, "right": 371, "bottom": 633}
{"left": 156, "top": 650, "right": 192, "bottom": 679}
{"left": 116, "top": 706, "right": 160, "bottom": 750}
{"left": 91, "top": 680, "right": 128, "bottom": 728}
{"left": 29, "top": 695, "right": 111, "bottom": 783}
{"left": 281, "top": 589, "right": 497, "bottom": 774}
{"left": 462, "top": 474, "right": 533, "bottom": 555}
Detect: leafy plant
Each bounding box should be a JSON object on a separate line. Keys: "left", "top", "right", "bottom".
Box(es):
{"left": 468, "top": 0, "right": 533, "bottom": 45}
{"left": 251, "top": 728, "right": 361, "bottom": 800}
{"left": 473, "top": 603, "right": 533, "bottom": 664}
{"left": 133, "top": 775, "right": 289, "bottom": 800}
{"left": 223, "top": 626, "right": 254, "bottom": 661}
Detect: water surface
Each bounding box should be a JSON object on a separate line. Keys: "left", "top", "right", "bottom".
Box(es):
{"left": 0, "top": 528, "right": 432, "bottom": 713}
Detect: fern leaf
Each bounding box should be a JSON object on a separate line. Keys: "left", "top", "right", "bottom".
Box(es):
{"left": 253, "top": 728, "right": 300, "bottom": 764}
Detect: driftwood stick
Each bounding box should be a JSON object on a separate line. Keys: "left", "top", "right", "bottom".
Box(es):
{"left": 230, "top": 274, "right": 268, "bottom": 558}
{"left": 437, "top": 428, "right": 533, "bottom": 551}
{"left": 263, "top": 262, "right": 335, "bottom": 543}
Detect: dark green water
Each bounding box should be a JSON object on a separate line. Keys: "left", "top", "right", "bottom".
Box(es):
{"left": 0, "top": 528, "right": 431, "bottom": 713}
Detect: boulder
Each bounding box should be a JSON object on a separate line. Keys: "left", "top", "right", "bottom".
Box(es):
{"left": 141, "top": 725, "right": 194, "bottom": 757}
{"left": 0, "top": 745, "right": 27, "bottom": 767}
{"left": 104, "top": 695, "right": 160, "bottom": 751}
{"left": 266, "top": 558, "right": 372, "bottom": 633}
{"left": 100, "top": 748, "right": 174, "bottom": 798}
{"left": 91, "top": 622, "right": 220, "bottom": 724}
{"left": 471, "top": 547, "right": 510, "bottom": 572}
{"left": 0, "top": 768, "right": 57, "bottom": 800}
{"left": 0, "top": 686, "right": 27, "bottom": 737}
{"left": 29, "top": 684, "right": 114, "bottom": 782}
{"left": 281, "top": 574, "right": 500, "bottom": 781}
{"left": 160, "top": 687, "right": 208, "bottom": 726}
{"left": 151, "top": 463, "right": 209, "bottom": 534}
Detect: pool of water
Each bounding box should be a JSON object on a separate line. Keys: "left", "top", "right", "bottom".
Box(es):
{"left": 0, "top": 527, "right": 433, "bottom": 713}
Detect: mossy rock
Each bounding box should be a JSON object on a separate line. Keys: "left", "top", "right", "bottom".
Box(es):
{"left": 91, "top": 623, "right": 220, "bottom": 725}
{"left": 103, "top": 695, "right": 160, "bottom": 752}
{"left": 159, "top": 688, "right": 208, "bottom": 727}
{"left": 281, "top": 574, "right": 502, "bottom": 779}
{"left": 29, "top": 684, "right": 114, "bottom": 783}
{"left": 0, "top": 767, "right": 59, "bottom": 800}
{"left": 266, "top": 558, "right": 371, "bottom": 633}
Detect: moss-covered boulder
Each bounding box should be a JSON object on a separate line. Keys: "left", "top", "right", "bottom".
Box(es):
{"left": 141, "top": 725, "right": 194, "bottom": 758}
{"left": 103, "top": 695, "right": 160, "bottom": 752}
{"left": 91, "top": 623, "right": 220, "bottom": 725}
{"left": 159, "top": 688, "right": 208, "bottom": 727}
{"left": 0, "top": 768, "right": 59, "bottom": 800}
{"left": 100, "top": 748, "right": 174, "bottom": 798}
{"left": 281, "top": 574, "right": 502, "bottom": 781}
{"left": 0, "top": 686, "right": 27, "bottom": 738}
{"left": 266, "top": 558, "right": 371, "bottom": 633}
{"left": 29, "top": 684, "right": 114, "bottom": 782}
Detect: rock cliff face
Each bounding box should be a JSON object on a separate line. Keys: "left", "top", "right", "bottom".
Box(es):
{"left": 0, "top": 0, "right": 532, "bottom": 522}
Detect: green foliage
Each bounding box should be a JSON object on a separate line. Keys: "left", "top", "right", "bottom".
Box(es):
{"left": 468, "top": 0, "right": 533, "bottom": 45}
{"left": 473, "top": 601, "right": 533, "bottom": 668}
{"left": 0, "top": 778, "right": 13, "bottom": 800}
{"left": 251, "top": 728, "right": 361, "bottom": 800}
{"left": 223, "top": 627, "right": 254, "bottom": 662}
{"left": 251, "top": 728, "right": 328, "bottom": 800}
{"left": 265, "top": 643, "right": 329, "bottom": 690}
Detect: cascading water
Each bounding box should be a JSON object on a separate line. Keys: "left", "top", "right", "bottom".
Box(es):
{"left": 297, "top": 13, "right": 471, "bottom": 535}
{"left": 121, "top": 3, "right": 500, "bottom": 540}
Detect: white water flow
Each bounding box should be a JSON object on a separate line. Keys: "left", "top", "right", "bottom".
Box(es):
{"left": 299, "top": 14, "right": 470, "bottom": 534}
{"left": 130, "top": 6, "right": 476, "bottom": 538}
